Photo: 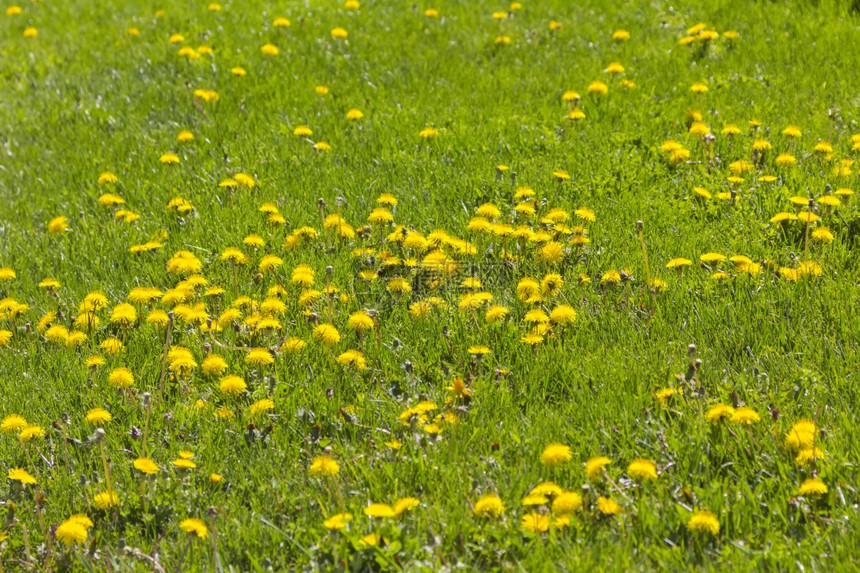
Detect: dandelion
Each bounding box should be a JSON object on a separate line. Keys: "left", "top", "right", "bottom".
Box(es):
{"left": 219, "top": 375, "right": 247, "bottom": 397}
{"left": 596, "top": 496, "right": 622, "bottom": 515}
{"left": 687, "top": 510, "right": 720, "bottom": 535}
{"left": 245, "top": 348, "right": 274, "bottom": 367}
{"left": 7, "top": 468, "right": 37, "bottom": 485}
{"left": 785, "top": 420, "right": 817, "bottom": 450}
{"left": 249, "top": 399, "right": 275, "bottom": 417}
{"left": 1, "top": 414, "right": 27, "bottom": 434}
{"left": 133, "top": 458, "right": 159, "bottom": 475}
{"left": 364, "top": 503, "right": 395, "bottom": 518}
{"left": 587, "top": 81, "right": 608, "bottom": 95}
{"left": 86, "top": 408, "right": 112, "bottom": 426}
{"left": 730, "top": 407, "right": 760, "bottom": 425}
{"left": 179, "top": 518, "right": 209, "bottom": 539}
{"left": 520, "top": 512, "right": 550, "bottom": 534}
{"left": 705, "top": 403, "right": 735, "bottom": 423}
{"left": 324, "top": 513, "right": 353, "bottom": 530}
{"left": 797, "top": 478, "right": 827, "bottom": 496}
{"left": 552, "top": 492, "right": 583, "bottom": 514}
{"left": 48, "top": 216, "right": 70, "bottom": 235}
{"left": 331, "top": 27, "right": 348, "bottom": 39}
{"left": 56, "top": 518, "right": 89, "bottom": 546}
{"left": 585, "top": 456, "right": 611, "bottom": 480}
{"left": 93, "top": 490, "right": 120, "bottom": 509}
{"left": 346, "top": 108, "right": 364, "bottom": 120}
{"left": 108, "top": 367, "right": 134, "bottom": 388}
{"left": 541, "top": 443, "right": 572, "bottom": 467}
{"left": 627, "top": 459, "right": 657, "bottom": 481}
{"left": 261, "top": 43, "right": 279, "bottom": 56}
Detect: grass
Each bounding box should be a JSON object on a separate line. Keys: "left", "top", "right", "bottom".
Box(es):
{"left": 1, "top": 0, "right": 859, "bottom": 570}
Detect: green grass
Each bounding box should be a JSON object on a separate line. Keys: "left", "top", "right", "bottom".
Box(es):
{"left": 1, "top": 0, "right": 859, "bottom": 570}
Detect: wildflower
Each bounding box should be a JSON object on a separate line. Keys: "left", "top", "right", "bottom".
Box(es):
{"left": 202, "top": 354, "right": 228, "bottom": 376}
{"left": 540, "top": 443, "right": 572, "bottom": 467}
{"left": 249, "top": 399, "right": 275, "bottom": 417}
{"left": 785, "top": 420, "right": 817, "bottom": 450}
{"left": 245, "top": 348, "right": 274, "bottom": 367}
{"left": 587, "top": 81, "right": 608, "bottom": 95}
{"left": 173, "top": 458, "right": 196, "bottom": 470}
{"left": 552, "top": 492, "right": 583, "bottom": 514}
{"left": 261, "top": 43, "right": 279, "bottom": 56}
{"left": 56, "top": 518, "right": 89, "bottom": 546}
{"left": 179, "top": 518, "right": 209, "bottom": 539}
{"left": 219, "top": 375, "right": 247, "bottom": 397}
{"left": 687, "top": 510, "right": 720, "bottom": 535}
{"left": 585, "top": 456, "right": 611, "bottom": 480}
{"left": 705, "top": 403, "right": 735, "bottom": 422}
{"left": 324, "top": 513, "right": 353, "bottom": 530}
{"left": 159, "top": 153, "right": 180, "bottom": 164}
{"left": 133, "top": 458, "right": 159, "bottom": 475}
{"left": 259, "top": 255, "right": 284, "bottom": 273}
{"left": 346, "top": 108, "right": 363, "bottom": 120}
{"left": 473, "top": 494, "right": 505, "bottom": 517}
{"left": 420, "top": 127, "right": 439, "bottom": 138}
{"left": 48, "top": 216, "right": 70, "bottom": 235}
{"left": 1, "top": 414, "right": 27, "bottom": 434}
{"left": 612, "top": 29, "right": 630, "bottom": 41}
{"left": 231, "top": 66, "right": 247, "bottom": 76}
{"left": 313, "top": 324, "right": 341, "bottom": 347}
{"left": 93, "top": 490, "right": 120, "bottom": 509}
{"left": 331, "top": 27, "right": 348, "bottom": 39}
{"left": 666, "top": 258, "right": 692, "bottom": 269}
{"left": 337, "top": 350, "right": 367, "bottom": 370}
{"left": 690, "top": 82, "right": 708, "bottom": 94}
{"left": 364, "top": 503, "right": 395, "bottom": 518}
{"left": 86, "top": 408, "right": 112, "bottom": 426}
{"left": 812, "top": 228, "right": 834, "bottom": 243}
{"left": 627, "top": 459, "right": 657, "bottom": 481}
{"left": 596, "top": 496, "right": 622, "bottom": 515}
{"left": 7, "top": 468, "right": 36, "bottom": 485}
{"left": 549, "top": 305, "right": 577, "bottom": 325}
{"left": 797, "top": 478, "right": 827, "bottom": 496}
{"left": 730, "top": 407, "right": 760, "bottom": 425}
{"left": 393, "top": 497, "right": 419, "bottom": 517}
{"left": 108, "top": 367, "right": 134, "bottom": 388}
{"left": 520, "top": 512, "right": 550, "bottom": 534}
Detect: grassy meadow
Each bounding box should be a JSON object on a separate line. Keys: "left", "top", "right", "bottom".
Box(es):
{"left": 1, "top": 0, "right": 859, "bottom": 570}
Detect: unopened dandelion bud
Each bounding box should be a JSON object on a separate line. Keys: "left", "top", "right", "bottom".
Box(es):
{"left": 335, "top": 196, "right": 346, "bottom": 208}
{"left": 325, "top": 266, "right": 333, "bottom": 276}
{"left": 695, "top": 358, "right": 703, "bottom": 369}
{"left": 202, "top": 343, "right": 212, "bottom": 354}
{"left": 824, "top": 184, "right": 831, "bottom": 194}
{"left": 254, "top": 273, "right": 263, "bottom": 283}
{"left": 92, "top": 428, "right": 106, "bottom": 442}
{"left": 636, "top": 220, "right": 643, "bottom": 232}
{"left": 317, "top": 197, "right": 326, "bottom": 208}
{"left": 142, "top": 392, "right": 151, "bottom": 408}
{"left": 208, "top": 506, "right": 217, "bottom": 518}
{"left": 403, "top": 360, "right": 413, "bottom": 373}
{"left": 688, "top": 344, "right": 696, "bottom": 356}
{"left": 167, "top": 311, "right": 174, "bottom": 322}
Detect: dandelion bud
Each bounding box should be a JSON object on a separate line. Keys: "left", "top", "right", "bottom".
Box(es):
{"left": 92, "top": 428, "right": 105, "bottom": 442}
{"left": 636, "top": 220, "right": 643, "bottom": 232}
{"left": 335, "top": 196, "right": 346, "bottom": 208}
{"left": 317, "top": 197, "right": 326, "bottom": 208}
{"left": 824, "top": 184, "right": 832, "bottom": 194}
{"left": 207, "top": 506, "right": 217, "bottom": 518}
{"left": 441, "top": 325, "right": 449, "bottom": 337}
{"left": 687, "top": 344, "right": 696, "bottom": 356}
{"left": 142, "top": 392, "right": 151, "bottom": 408}
{"left": 24, "top": 322, "right": 32, "bottom": 335}
{"left": 79, "top": 474, "right": 88, "bottom": 487}
{"left": 510, "top": 171, "right": 517, "bottom": 187}
{"left": 202, "top": 343, "right": 212, "bottom": 354}
{"left": 402, "top": 360, "right": 413, "bottom": 373}
{"left": 695, "top": 358, "right": 703, "bottom": 369}
{"left": 167, "top": 311, "right": 174, "bottom": 322}
{"left": 704, "top": 133, "right": 715, "bottom": 145}
{"left": 253, "top": 273, "right": 263, "bottom": 283}
{"left": 325, "top": 265, "right": 333, "bottom": 276}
